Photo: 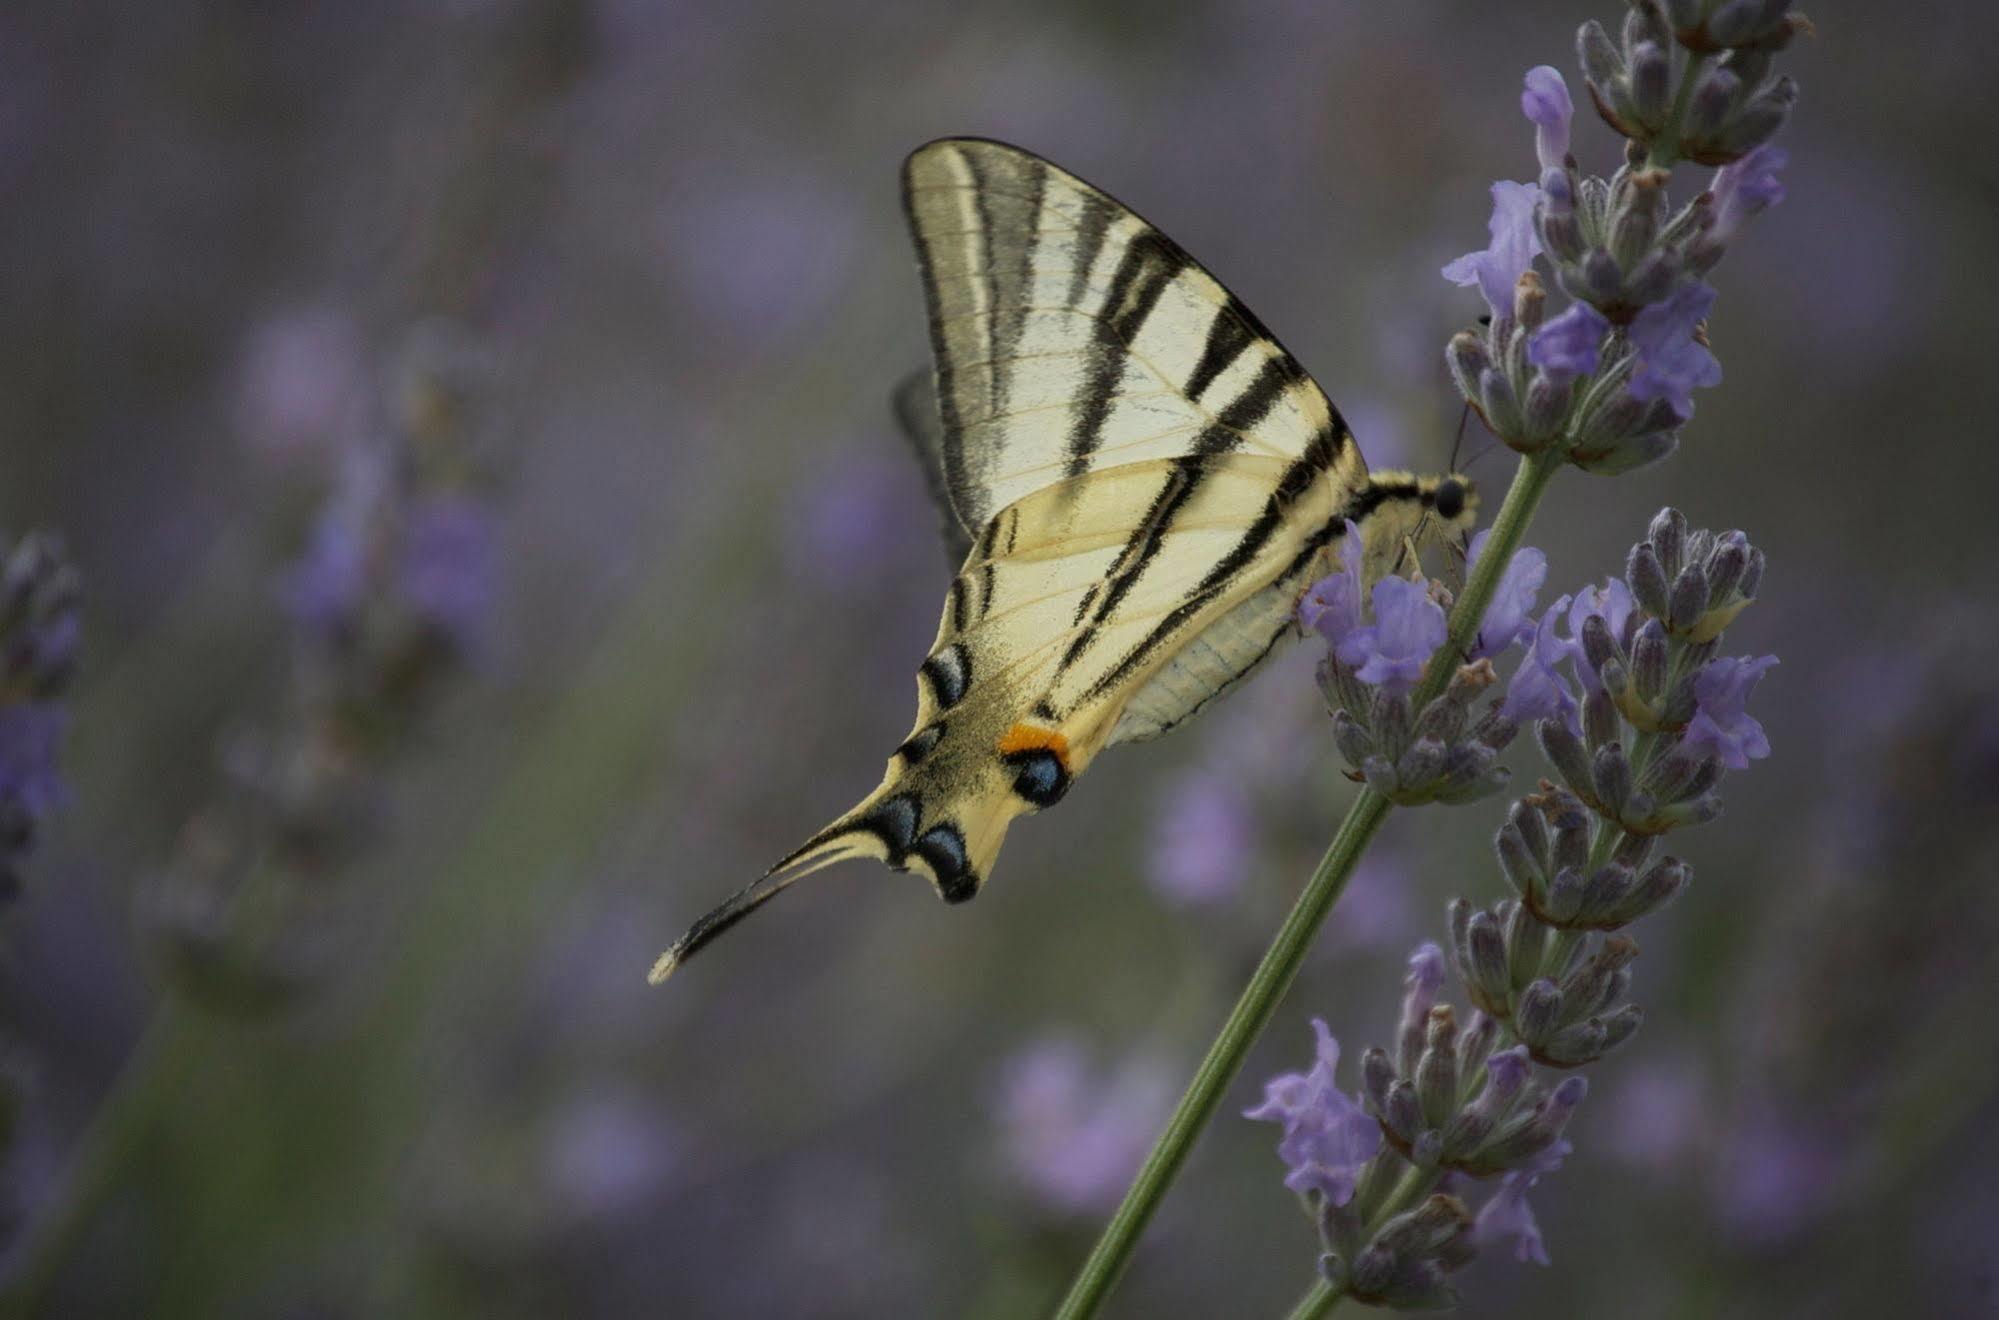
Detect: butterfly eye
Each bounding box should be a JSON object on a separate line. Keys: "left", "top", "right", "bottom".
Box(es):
{"left": 1434, "top": 479, "right": 1466, "bottom": 522}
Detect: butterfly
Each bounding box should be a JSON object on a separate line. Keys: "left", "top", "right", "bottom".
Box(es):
{"left": 652, "top": 139, "right": 1474, "bottom": 983}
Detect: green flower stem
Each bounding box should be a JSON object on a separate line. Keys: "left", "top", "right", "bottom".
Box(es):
{"left": 1285, "top": 1278, "right": 1344, "bottom": 1320}
{"left": 1055, "top": 787, "right": 1396, "bottom": 1320}
{"left": 0, "top": 999, "right": 202, "bottom": 1318}
{"left": 1056, "top": 449, "right": 1565, "bottom": 1318}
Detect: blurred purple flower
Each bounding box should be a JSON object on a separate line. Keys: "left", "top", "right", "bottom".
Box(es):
{"left": 1466, "top": 530, "right": 1548, "bottom": 660}
{"left": 999, "top": 1038, "right": 1173, "bottom": 1217}
{"left": 1346, "top": 577, "right": 1448, "bottom": 693}
{"left": 1605, "top": 1055, "right": 1705, "bottom": 1171}
{"left": 283, "top": 505, "right": 370, "bottom": 640}
{"left": 232, "top": 305, "right": 363, "bottom": 461}
{"left": 1527, "top": 302, "right": 1609, "bottom": 383}
{"left": 1681, "top": 654, "right": 1778, "bottom": 769}
{"left": 1150, "top": 768, "right": 1255, "bottom": 907}
{"left": 1717, "top": 1109, "right": 1834, "bottom": 1245}
{"left": 1244, "top": 1019, "right": 1382, "bottom": 1206}
{"left": 1710, "top": 144, "right": 1788, "bottom": 243}
{"left": 1502, "top": 595, "right": 1579, "bottom": 725}
{"left": 1322, "top": 849, "right": 1413, "bottom": 952}
{"left": 1521, "top": 66, "right": 1573, "bottom": 172}
{"left": 1473, "top": 1139, "right": 1570, "bottom": 1265}
{"left": 1443, "top": 181, "right": 1543, "bottom": 318}
{"left": 1627, "top": 282, "right": 1723, "bottom": 419}
{"left": 542, "top": 1089, "right": 679, "bottom": 1221}
{"left": 0, "top": 704, "right": 68, "bottom": 820}
{"left": 1298, "top": 520, "right": 1366, "bottom": 647}
{"left": 400, "top": 494, "right": 500, "bottom": 653}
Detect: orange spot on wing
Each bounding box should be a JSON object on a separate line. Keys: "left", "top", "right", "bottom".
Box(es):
{"left": 997, "top": 723, "right": 1071, "bottom": 766}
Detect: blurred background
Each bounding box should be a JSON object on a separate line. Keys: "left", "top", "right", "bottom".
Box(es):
{"left": 2, "top": 0, "right": 1995, "bottom": 1315}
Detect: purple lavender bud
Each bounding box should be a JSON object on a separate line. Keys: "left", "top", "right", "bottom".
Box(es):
{"left": 1626, "top": 543, "right": 1669, "bottom": 618}
{"left": 1576, "top": 21, "right": 1624, "bottom": 89}
{"left": 1495, "top": 824, "right": 1540, "bottom": 900}
{"left": 1592, "top": 745, "right": 1634, "bottom": 816}
{"left": 1704, "top": 531, "right": 1752, "bottom": 602}
{"left": 1685, "top": 67, "right": 1743, "bottom": 142}
{"left": 1575, "top": 863, "right": 1635, "bottom": 925}
{"left": 1536, "top": 169, "right": 1585, "bottom": 261}
{"left": 1416, "top": 1010, "right": 1461, "bottom": 1128}
{"left": 1621, "top": 248, "right": 1682, "bottom": 306}
{"left": 1385, "top": 1079, "right": 1426, "bottom": 1144}
{"left": 1624, "top": 0, "right": 1673, "bottom": 49}
{"left": 1582, "top": 687, "right": 1621, "bottom": 753}
{"left": 1447, "top": 331, "right": 1491, "bottom": 405}
{"left": 1503, "top": 900, "right": 1546, "bottom": 991}
{"left": 1537, "top": 718, "right": 1594, "bottom": 799}
{"left": 1370, "top": 687, "right": 1413, "bottom": 756}
{"left": 1398, "top": 942, "right": 1450, "bottom": 1076}
{"left": 1515, "top": 979, "right": 1564, "bottom": 1046}
{"left": 1579, "top": 247, "right": 1624, "bottom": 303}
{"left": 1578, "top": 614, "right": 1619, "bottom": 675}
{"left": 1521, "top": 66, "right": 1574, "bottom": 171}
{"left": 1443, "top": 181, "right": 1545, "bottom": 319}
{"left": 1598, "top": 1004, "right": 1644, "bottom": 1052}
{"left": 1627, "top": 282, "right": 1722, "bottom": 419}
{"left": 1448, "top": 898, "right": 1472, "bottom": 974}
{"left": 1647, "top": 507, "right": 1688, "bottom": 575}
{"left": 1466, "top": 911, "right": 1511, "bottom": 1007}
{"left": 1738, "top": 547, "right": 1765, "bottom": 598}
{"left": 1613, "top": 856, "right": 1690, "bottom": 922}
{"left": 1707, "top": 0, "right": 1786, "bottom": 46}
{"left": 1715, "top": 75, "right": 1797, "bottom": 155}
{"left": 1362, "top": 1046, "right": 1398, "bottom": 1118}
{"left": 1350, "top": 1196, "right": 1473, "bottom": 1309}
{"left": 1548, "top": 794, "right": 1590, "bottom": 871}
{"left": 1467, "top": 707, "right": 1519, "bottom": 754}
{"left": 1514, "top": 270, "right": 1547, "bottom": 331}
{"left": 1628, "top": 42, "right": 1671, "bottom": 126}
{"left": 1609, "top": 172, "right": 1665, "bottom": 271}
{"left": 1680, "top": 654, "right": 1778, "bottom": 769}
{"left": 1359, "top": 757, "right": 1401, "bottom": 799}
{"left": 1544, "top": 866, "right": 1586, "bottom": 923}
{"left": 1478, "top": 367, "right": 1525, "bottom": 439}
{"left": 1509, "top": 798, "right": 1551, "bottom": 865}
{"left": 1332, "top": 710, "right": 1376, "bottom": 769}
{"left": 1457, "top": 1013, "right": 1502, "bottom": 1080}
{"left": 1411, "top": 690, "right": 1469, "bottom": 748}
{"left": 1631, "top": 620, "right": 1670, "bottom": 704}
{"left": 1668, "top": 563, "right": 1712, "bottom": 633}
{"left": 1395, "top": 739, "right": 1449, "bottom": 792}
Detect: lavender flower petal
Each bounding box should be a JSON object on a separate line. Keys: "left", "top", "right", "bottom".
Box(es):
{"left": 1627, "top": 282, "right": 1723, "bottom": 419}
{"left": 1503, "top": 596, "right": 1579, "bottom": 724}
{"left": 1472, "top": 1139, "right": 1570, "bottom": 1265}
{"left": 1521, "top": 66, "right": 1574, "bottom": 172}
{"left": 1526, "top": 303, "right": 1610, "bottom": 383}
{"left": 1679, "top": 654, "right": 1778, "bottom": 769}
{"left": 1349, "top": 577, "right": 1448, "bottom": 693}
{"left": 1467, "top": 531, "right": 1549, "bottom": 660}
{"left": 1245, "top": 1019, "right": 1382, "bottom": 1207}
{"left": 1443, "top": 181, "right": 1544, "bottom": 318}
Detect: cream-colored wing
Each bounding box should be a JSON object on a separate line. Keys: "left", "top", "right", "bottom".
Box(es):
{"left": 902, "top": 137, "right": 1356, "bottom": 528}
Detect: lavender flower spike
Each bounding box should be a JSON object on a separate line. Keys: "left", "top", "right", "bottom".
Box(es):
{"left": 1627, "top": 283, "right": 1724, "bottom": 419}
{"left": 1245, "top": 1019, "right": 1382, "bottom": 1206}
{"left": 1443, "top": 181, "right": 1542, "bottom": 319}
{"left": 1680, "top": 654, "right": 1779, "bottom": 770}
{"left": 1521, "top": 66, "right": 1573, "bottom": 171}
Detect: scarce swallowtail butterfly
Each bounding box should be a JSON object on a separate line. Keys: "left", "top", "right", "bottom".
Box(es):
{"left": 651, "top": 138, "right": 1476, "bottom": 983}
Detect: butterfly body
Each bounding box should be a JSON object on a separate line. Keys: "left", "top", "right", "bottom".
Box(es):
{"left": 652, "top": 139, "right": 1474, "bottom": 982}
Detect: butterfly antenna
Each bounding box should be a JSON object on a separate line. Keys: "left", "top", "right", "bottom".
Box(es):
{"left": 1448, "top": 401, "right": 1472, "bottom": 473}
